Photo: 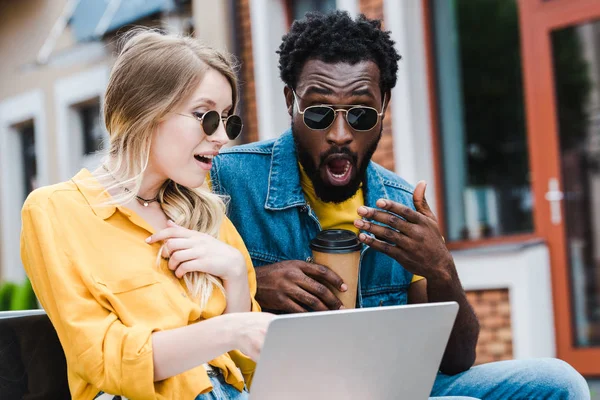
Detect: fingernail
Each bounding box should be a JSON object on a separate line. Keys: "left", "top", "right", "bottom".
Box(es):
{"left": 357, "top": 206, "right": 368, "bottom": 215}
{"left": 359, "top": 233, "right": 366, "bottom": 241}
{"left": 339, "top": 305, "right": 346, "bottom": 310}
{"left": 145, "top": 236, "right": 151, "bottom": 243}
{"left": 340, "top": 283, "right": 348, "bottom": 292}
{"left": 377, "top": 199, "right": 387, "bottom": 207}
{"left": 354, "top": 219, "right": 364, "bottom": 228}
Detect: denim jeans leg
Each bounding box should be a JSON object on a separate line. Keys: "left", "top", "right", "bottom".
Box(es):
{"left": 195, "top": 375, "right": 249, "bottom": 400}
{"left": 431, "top": 358, "right": 590, "bottom": 400}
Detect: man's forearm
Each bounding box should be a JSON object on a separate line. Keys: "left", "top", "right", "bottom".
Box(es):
{"left": 427, "top": 263, "right": 479, "bottom": 375}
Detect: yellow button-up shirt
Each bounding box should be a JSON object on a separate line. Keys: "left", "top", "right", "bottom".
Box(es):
{"left": 20, "top": 169, "right": 260, "bottom": 400}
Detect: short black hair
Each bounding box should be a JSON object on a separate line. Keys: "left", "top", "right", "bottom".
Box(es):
{"left": 277, "top": 10, "right": 401, "bottom": 94}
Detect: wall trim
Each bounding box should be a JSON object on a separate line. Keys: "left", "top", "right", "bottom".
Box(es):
{"left": 249, "top": 0, "right": 290, "bottom": 141}
{"left": 453, "top": 242, "right": 556, "bottom": 359}
{"left": 54, "top": 65, "right": 110, "bottom": 181}
{"left": 336, "top": 0, "right": 359, "bottom": 16}
{"left": 384, "top": 0, "right": 438, "bottom": 208}
{"left": 0, "top": 89, "right": 48, "bottom": 282}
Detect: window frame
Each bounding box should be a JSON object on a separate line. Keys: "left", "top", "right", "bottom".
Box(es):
{"left": 0, "top": 89, "right": 49, "bottom": 282}
{"left": 421, "top": 0, "right": 542, "bottom": 250}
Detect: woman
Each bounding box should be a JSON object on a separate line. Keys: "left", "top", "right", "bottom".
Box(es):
{"left": 20, "top": 30, "right": 272, "bottom": 400}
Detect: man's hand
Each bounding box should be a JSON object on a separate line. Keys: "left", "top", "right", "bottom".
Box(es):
{"left": 355, "top": 181, "right": 479, "bottom": 374}
{"left": 255, "top": 260, "right": 347, "bottom": 313}
{"left": 354, "top": 181, "right": 451, "bottom": 280}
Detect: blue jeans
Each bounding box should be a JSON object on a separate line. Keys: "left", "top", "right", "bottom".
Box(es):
{"left": 430, "top": 358, "right": 590, "bottom": 400}
{"left": 195, "top": 374, "right": 249, "bottom": 400}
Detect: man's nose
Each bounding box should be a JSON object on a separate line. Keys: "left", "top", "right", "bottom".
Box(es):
{"left": 325, "top": 111, "right": 353, "bottom": 147}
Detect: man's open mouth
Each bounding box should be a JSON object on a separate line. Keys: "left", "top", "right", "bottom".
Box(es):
{"left": 323, "top": 154, "right": 354, "bottom": 186}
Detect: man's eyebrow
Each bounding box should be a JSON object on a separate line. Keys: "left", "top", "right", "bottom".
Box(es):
{"left": 302, "top": 86, "right": 334, "bottom": 96}
{"left": 351, "top": 88, "right": 376, "bottom": 99}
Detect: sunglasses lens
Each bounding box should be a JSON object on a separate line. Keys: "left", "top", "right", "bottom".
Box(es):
{"left": 303, "top": 107, "right": 335, "bottom": 130}
{"left": 347, "top": 107, "right": 379, "bottom": 131}
{"left": 225, "top": 115, "right": 243, "bottom": 140}
{"left": 202, "top": 111, "right": 221, "bottom": 135}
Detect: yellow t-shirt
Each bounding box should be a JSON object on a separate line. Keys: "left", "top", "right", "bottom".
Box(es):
{"left": 299, "top": 164, "right": 423, "bottom": 284}
{"left": 20, "top": 169, "right": 260, "bottom": 400}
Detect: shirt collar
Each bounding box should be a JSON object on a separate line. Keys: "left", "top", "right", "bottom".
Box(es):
{"left": 265, "top": 130, "right": 390, "bottom": 210}
{"left": 71, "top": 168, "right": 121, "bottom": 220}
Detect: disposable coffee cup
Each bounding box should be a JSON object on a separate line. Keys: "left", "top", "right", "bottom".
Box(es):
{"left": 309, "top": 229, "right": 362, "bottom": 309}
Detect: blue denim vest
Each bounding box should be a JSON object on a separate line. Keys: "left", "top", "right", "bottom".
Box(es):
{"left": 210, "top": 131, "right": 417, "bottom": 308}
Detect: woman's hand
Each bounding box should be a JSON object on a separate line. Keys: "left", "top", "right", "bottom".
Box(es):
{"left": 146, "top": 220, "right": 247, "bottom": 282}
{"left": 229, "top": 312, "right": 275, "bottom": 362}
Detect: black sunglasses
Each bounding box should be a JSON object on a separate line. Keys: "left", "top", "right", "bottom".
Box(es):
{"left": 176, "top": 110, "right": 243, "bottom": 140}
{"left": 293, "top": 90, "right": 386, "bottom": 132}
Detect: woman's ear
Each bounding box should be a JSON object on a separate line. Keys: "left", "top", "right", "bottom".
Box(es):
{"left": 284, "top": 86, "right": 294, "bottom": 117}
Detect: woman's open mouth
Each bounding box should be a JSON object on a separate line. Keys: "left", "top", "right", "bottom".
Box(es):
{"left": 194, "top": 154, "right": 214, "bottom": 170}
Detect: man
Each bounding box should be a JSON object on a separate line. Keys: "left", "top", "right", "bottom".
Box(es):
{"left": 211, "top": 11, "right": 589, "bottom": 399}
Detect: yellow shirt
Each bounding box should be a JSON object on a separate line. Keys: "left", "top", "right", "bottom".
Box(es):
{"left": 299, "top": 165, "right": 423, "bottom": 284}
{"left": 20, "top": 169, "right": 260, "bottom": 400}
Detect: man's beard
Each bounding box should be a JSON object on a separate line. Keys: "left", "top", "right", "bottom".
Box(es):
{"left": 293, "top": 122, "right": 382, "bottom": 203}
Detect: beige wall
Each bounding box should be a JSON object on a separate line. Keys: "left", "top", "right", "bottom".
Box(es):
{"left": 0, "top": 0, "right": 113, "bottom": 281}
{"left": 0, "top": 0, "right": 113, "bottom": 181}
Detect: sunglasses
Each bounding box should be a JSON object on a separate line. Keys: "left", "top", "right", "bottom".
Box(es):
{"left": 293, "top": 90, "right": 386, "bottom": 132}
{"left": 176, "top": 110, "right": 243, "bottom": 140}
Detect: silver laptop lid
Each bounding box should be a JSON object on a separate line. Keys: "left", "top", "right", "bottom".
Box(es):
{"left": 250, "top": 302, "right": 459, "bottom": 400}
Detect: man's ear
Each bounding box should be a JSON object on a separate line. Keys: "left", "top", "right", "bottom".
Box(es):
{"left": 381, "top": 90, "right": 392, "bottom": 121}
{"left": 284, "top": 86, "right": 294, "bottom": 117}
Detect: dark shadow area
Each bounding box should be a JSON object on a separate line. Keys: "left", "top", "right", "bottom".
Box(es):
{"left": 0, "top": 314, "right": 69, "bottom": 400}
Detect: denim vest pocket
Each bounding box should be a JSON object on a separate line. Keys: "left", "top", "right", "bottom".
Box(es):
{"left": 360, "top": 284, "right": 409, "bottom": 308}
{"left": 248, "top": 250, "right": 281, "bottom": 268}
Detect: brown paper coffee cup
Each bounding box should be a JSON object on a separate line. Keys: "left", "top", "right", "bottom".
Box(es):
{"left": 310, "top": 229, "right": 362, "bottom": 309}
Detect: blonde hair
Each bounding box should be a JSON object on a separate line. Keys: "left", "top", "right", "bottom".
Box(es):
{"left": 99, "top": 29, "right": 239, "bottom": 310}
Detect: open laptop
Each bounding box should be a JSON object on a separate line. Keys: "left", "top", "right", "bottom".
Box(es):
{"left": 250, "top": 301, "right": 459, "bottom": 400}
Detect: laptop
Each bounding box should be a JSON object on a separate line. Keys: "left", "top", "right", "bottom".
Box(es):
{"left": 249, "top": 301, "right": 459, "bottom": 400}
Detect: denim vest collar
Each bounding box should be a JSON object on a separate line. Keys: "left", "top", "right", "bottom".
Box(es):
{"left": 264, "top": 130, "right": 392, "bottom": 211}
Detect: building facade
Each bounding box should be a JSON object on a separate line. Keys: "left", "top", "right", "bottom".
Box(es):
{"left": 1, "top": 0, "right": 599, "bottom": 378}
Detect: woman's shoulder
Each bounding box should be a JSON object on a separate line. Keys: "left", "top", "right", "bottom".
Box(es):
{"left": 217, "top": 215, "right": 245, "bottom": 246}
{"left": 22, "top": 171, "right": 102, "bottom": 219}
{"left": 23, "top": 180, "right": 80, "bottom": 211}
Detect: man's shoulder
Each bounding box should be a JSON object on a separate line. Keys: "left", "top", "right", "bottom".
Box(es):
{"left": 369, "top": 163, "right": 414, "bottom": 195}
{"left": 218, "top": 138, "right": 277, "bottom": 157}
{"left": 211, "top": 139, "right": 277, "bottom": 192}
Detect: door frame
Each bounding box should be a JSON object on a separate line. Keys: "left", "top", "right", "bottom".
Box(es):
{"left": 518, "top": 0, "right": 600, "bottom": 375}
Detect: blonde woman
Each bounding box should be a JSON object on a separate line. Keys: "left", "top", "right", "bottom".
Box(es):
{"left": 20, "top": 30, "right": 272, "bottom": 400}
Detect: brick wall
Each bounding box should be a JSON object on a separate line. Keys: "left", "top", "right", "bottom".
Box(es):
{"left": 466, "top": 289, "right": 513, "bottom": 365}
{"left": 359, "top": 0, "right": 395, "bottom": 171}
{"left": 235, "top": 0, "right": 259, "bottom": 144}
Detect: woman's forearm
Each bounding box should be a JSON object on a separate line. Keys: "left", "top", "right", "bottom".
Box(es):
{"left": 151, "top": 314, "right": 238, "bottom": 381}
{"left": 223, "top": 273, "right": 251, "bottom": 313}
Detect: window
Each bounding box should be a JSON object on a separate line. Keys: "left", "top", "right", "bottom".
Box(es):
{"left": 17, "top": 121, "right": 37, "bottom": 200}
{"left": 78, "top": 101, "right": 104, "bottom": 155}
{"left": 431, "top": 0, "right": 533, "bottom": 242}
{"left": 289, "top": 0, "right": 336, "bottom": 21}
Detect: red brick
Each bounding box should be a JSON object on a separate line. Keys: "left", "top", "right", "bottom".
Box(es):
{"left": 236, "top": 0, "right": 259, "bottom": 144}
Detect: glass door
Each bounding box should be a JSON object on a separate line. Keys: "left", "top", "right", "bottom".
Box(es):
{"left": 519, "top": 0, "right": 600, "bottom": 375}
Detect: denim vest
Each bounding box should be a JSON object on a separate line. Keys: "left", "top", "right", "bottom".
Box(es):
{"left": 210, "top": 131, "right": 417, "bottom": 308}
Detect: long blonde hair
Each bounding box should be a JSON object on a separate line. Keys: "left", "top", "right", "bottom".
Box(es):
{"left": 100, "top": 29, "right": 239, "bottom": 310}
